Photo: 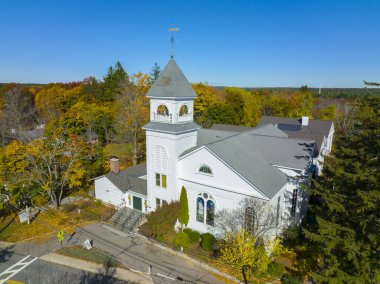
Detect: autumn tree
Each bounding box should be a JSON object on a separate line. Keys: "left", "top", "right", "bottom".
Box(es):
{"left": 220, "top": 230, "right": 291, "bottom": 279}
{"left": 0, "top": 141, "right": 31, "bottom": 209}
{"left": 26, "top": 134, "right": 89, "bottom": 208}
{"left": 114, "top": 73, "right": 150, "bottom": 165}
{"left": 61, "top": 101, "right": 114, "bottom": 144}
{"left": 192, "top": 83, "right": 218, "bottom": 125}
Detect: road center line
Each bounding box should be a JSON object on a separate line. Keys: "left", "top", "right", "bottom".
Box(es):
{"left": 0, "top": 255, "right": 38, "bottom": 284}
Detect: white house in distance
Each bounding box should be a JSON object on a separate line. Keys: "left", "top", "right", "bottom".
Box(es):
{"left": 95, "top": 58, "right": 334, "bottom": 235}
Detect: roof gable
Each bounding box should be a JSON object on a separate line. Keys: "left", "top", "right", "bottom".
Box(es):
{"left": 146, "top": 59, "right": 197, "bottom": 98}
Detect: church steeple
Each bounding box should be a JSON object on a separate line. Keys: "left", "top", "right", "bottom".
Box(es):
{"left": 146, "top": 59, "right": 197, "bottom": 99}
{"left": 145, "top": 59, "right": 199, "bottom": 126}
{"left": 143, "top": 58, "right": 199, "bottom": 212}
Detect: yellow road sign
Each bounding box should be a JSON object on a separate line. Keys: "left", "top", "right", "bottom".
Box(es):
{"left": 57, "top": 230, "right": 64, "bottom": 242}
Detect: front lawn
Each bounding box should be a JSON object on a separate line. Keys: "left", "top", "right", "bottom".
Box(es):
{"left": 56, "top": 245, "right": 123, "bottom": 268}
{"left": 0, "top": 199, "right": 113, "bottom": 242}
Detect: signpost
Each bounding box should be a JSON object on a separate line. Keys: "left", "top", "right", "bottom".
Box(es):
{"left": 57, "top": 230, "right": 64, "bottom": 248}
{"left": 18, "top": 206, "right": 30, "bottom": 224}
{"left": 83, "top": 239, "right": 92, "bottom": 250}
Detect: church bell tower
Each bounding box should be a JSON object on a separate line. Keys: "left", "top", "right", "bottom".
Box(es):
{"left": 143, "top": 59, "right": 199, "bottom": 211}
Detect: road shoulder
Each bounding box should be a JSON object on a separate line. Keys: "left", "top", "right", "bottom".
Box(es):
{"left": 40, "top": 252, "right": 154, "bottom": 284}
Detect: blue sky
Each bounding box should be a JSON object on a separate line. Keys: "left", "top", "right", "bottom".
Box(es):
{"left": 1, "top": 0, "right": 379, "bottom": 87}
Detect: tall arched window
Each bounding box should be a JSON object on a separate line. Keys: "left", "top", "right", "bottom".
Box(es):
{"left": 196, "top": 193, "right": 215, "bottom": 226}
{"left": 157, "top": 105, "right": 169, "bottom": 116}
{"left": 206, "top": 200, "right": 215, "bottom": 226}
{"left": 196, "top": 197, "right": 204, "bottom": 222}
{"left": 179, "top": 104, "right": 188, "bottom": 116}
{"left": 154, "top": 146, "right": 168, "bottom": 173}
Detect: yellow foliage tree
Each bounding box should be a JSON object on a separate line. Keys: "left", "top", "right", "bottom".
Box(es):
{"left": 220, "top": 230, "right": 294, "bottom": 277}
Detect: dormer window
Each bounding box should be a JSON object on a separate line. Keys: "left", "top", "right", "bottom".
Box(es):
{"left": 198, "top": 165, "right": 213, "bottom": 175}
{"left": 179, "top": 104, "right": 188, "bottom": 116}
{"left": 157, "top": 105, "right": 169, "bottom": 116}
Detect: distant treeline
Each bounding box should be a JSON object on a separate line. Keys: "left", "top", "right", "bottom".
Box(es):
{"left": 214, "top": 86, "right": 380, "bottom": 99}
{"left": 3, "top": 83, "right": 380, "bottom": 99}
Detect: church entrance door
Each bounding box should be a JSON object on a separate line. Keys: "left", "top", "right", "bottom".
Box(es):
{"left": 133, "top": 196, "right": 142, "bottom": 211}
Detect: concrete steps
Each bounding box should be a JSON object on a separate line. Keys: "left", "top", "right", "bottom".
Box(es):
{"left": 109, "top": 207, "right": 145, "bottom": 233}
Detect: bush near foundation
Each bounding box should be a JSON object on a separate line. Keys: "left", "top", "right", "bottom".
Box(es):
{"left": 183, "top": 228, "right": 201, "bottom": 244}
{"left": 200, "top": 232, "right": 217, "bottom": 251}
{"left": 174, "top": 232, "right": 190, "bottom": 249}
{"left": 139, "top": 201, "right": 180, "bottom": 241}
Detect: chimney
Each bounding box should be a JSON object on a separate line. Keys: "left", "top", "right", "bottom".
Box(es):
{"left": 301, "top": 116, "right": 309, "bottom": 126}
{"left": 110, "top": 158, "right": 120, "bottom": 174}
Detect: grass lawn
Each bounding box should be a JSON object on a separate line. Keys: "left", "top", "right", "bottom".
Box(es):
{"left": 0, "top": 199, "right": 113, "bottom": 243}
{"left": 56, "top": 245, "right": 123, "bottom": 268}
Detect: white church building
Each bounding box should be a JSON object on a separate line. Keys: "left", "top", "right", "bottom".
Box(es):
{"left": 94, "top": 59, "right": 334, "bottom": 235}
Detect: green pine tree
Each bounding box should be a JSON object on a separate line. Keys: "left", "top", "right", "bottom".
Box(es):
{"left": 301, "top": 97, "right": 380, "bottom": 283}
{"left": 149, "top": 63, "right": 161, "bottom": 86}
{"left": 178, "top": 186, "right": 189, "bottom": 231}
{"left": 102, "top": 61, "right": 129, "bottom": 102}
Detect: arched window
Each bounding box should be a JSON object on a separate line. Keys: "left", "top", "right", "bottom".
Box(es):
{"left": 154, "top": 146, "right": 168, "bottom": 188}
{"left": 198, "top": 165, "right": 213, "bottom": 175}
{"left": 196, "top": 193, "right": 215, "bottom": 226}
{"left": 179, "top": 104, "right": 188, "bottom": 116}
{"left": 157, "top": 105, "right": 169, "bottom": 116}
{"left": 196, "top": 197, "right": 204, "bottom": 222}
{"left": 244, "top": 206, "right": 255, "bottom": 234}
{"left": 206, "top": 200, "right": 215, "bottom": 226}
{"left": 154, "top": 146, "right": 168, "bottom": 172}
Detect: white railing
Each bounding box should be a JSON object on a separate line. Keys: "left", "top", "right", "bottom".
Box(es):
{"left": 153, "top": 113, "right": 170, "bottom": 122}
{"left": 178, "top": 112, "right": 193, "bottom": 123}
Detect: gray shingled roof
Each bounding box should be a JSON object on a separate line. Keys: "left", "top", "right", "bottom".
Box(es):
{"left": 105, "top": 163, "right": 147, "bottom": 195}
{"left": 206, "top": 134, "right": 288, "bottom": 199}
{"left": 146, "top": 59, "right": 197, "bottom": 98}
{"left": 258, "top": 116, "right": 333, "bottom": 153}
{"left": 243, "top": 130, "right": 315, "bottom": 170}
{"left": 179, "top": 124, "right": 315, "bottom": 199}
{"left": 211, "top": 124, "right": 252, "bottom": 133}
{"left": 143, "top": 121, "right": 200, "bottom": 134}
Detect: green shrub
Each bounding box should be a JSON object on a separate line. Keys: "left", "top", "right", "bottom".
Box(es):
{"left": 281, "top": 273, "right": 302, "bottom": 284}
{"left": 139, "top": 201, "right": 180, "bottom": 241}
{"left": 174, "top": 232, "right": 190, "bottom": 249}
{"left": 267, "top": 262, "right": 284, "bottom": 278}
{"left": 200, "top": 233, "right": 217, "bottom": 251}
{"left": 184, "top": 228, "right": 200, "bottom": 244}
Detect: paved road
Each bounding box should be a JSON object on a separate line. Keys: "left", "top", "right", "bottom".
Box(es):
{"left": 0, "top": 248, "right": 128, "bottom": 284}
{"left": 1, "top": 223, "right": 226, "bottom": 284}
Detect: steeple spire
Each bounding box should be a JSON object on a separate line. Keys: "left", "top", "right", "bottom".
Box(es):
{"left": 169, "top": 25, "right": 179, "bottom": 59}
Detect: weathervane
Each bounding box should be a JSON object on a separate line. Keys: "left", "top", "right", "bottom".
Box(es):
{"left": 169, "top": 25, "right": 179, "bottom": 59}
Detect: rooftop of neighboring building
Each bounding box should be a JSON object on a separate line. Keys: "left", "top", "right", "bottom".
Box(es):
{"left": 103, "top": 162, "right": 147, "bottom": 196}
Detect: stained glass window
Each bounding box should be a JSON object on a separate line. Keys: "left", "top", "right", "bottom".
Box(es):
{"left": 196, "top": 197, "right": 205, "bottom": 222}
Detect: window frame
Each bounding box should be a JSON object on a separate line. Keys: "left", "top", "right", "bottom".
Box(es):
{"left": 157, "top": 104, "right": 169, "bottom": 116}
{"left": 197, "top": 164, "right": 213, "bottom": 176}
{"left": 155, "top": 173, "right": 167, "bottom": 189}
{"left": 179, "top": 104, "right": 189, "bottom": 116}
{"left": 196, "top": 193, "right": 215, "bottom": 226}
{"left": 290, "top": 188, "right": 298, "bottom": 217}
